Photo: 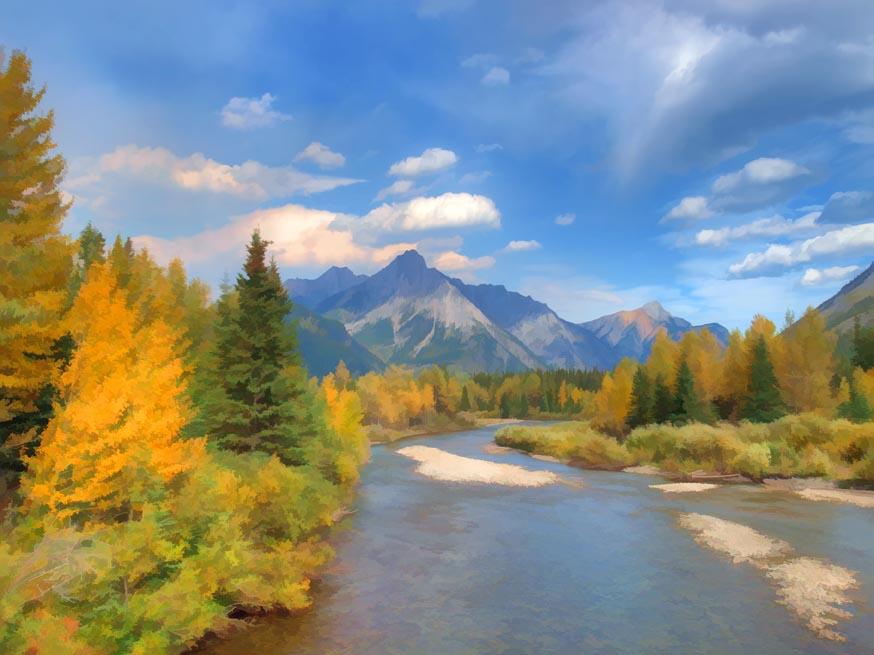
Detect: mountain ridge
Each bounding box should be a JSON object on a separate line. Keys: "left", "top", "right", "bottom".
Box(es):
{"left": 285, "top": 249, "right": 734, "bottom": 373}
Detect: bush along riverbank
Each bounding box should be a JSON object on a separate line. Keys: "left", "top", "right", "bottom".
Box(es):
{"left": 495, "top": 414, "right": 874, "bottom": 486}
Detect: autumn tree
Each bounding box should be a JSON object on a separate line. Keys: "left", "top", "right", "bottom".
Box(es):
{"left": 779, "top": 308, "right": 835, "bottom": 413}
{"left": 22, "top": 264, "right": 204, "bottom": 523}
{"left": 716, "top": 329, "right": 747, "bottom": 419}
{"left": 0, "top": 51, "right": 73, "bottom": 471}
{"left": 837, "top": 370, "right": 873, "bottom": 423}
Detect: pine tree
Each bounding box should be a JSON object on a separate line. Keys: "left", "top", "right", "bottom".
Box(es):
{"left": 207, "top": 231, "right": 328, "bottom": 466}
{"left": 499, "top": 393, "right": 512, "bottom": 418}
{"left": 837, "top": 371, "right": 873, "bottom": 423}
{"left": 0, "top": 51, "right": 74, "bottom": 473}
{"left": 741, "top": 335, "right": 786, "bottom": 423}
{"left": 628, "top": 367, "right": 654, "bottom": 428}
{"left": 671, "top": 357, "right": 715, "bottom": 424}
{"left": 652, "top": 374, "right": 673, "bottom": 424}
{"left": 459, "top": 385, "right": 471, "bottom": 411}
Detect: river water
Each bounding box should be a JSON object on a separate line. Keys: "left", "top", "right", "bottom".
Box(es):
{"left": 204, "top": 423, "right": 873, "bottom": 655}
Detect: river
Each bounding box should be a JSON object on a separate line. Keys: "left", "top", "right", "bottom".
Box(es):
{"left": 204, "top": 423, "right": 873, "bottom": 654}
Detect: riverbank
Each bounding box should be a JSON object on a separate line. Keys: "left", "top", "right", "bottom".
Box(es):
{"left": 366, "top": 415, "right": 522, "bottom": 444}
{"left": 494, "top": 419, "right": 874, "bottom": 506}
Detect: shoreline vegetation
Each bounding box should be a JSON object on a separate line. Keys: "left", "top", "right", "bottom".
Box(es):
{"left": 494, "top": 420, "right": 874, "bottom": 502}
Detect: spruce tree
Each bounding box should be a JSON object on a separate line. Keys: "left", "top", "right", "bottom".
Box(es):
{"left": 837, "top": 373, "right": 873, "bottom": 423}
{"left": 0, "top": 51, "right": 74, "bottom": 474}
{"left": 741, "top": 335, "right": 786, "bottom": 423}
{"left": 652, "top": 374, "right": 673, "bottom": 424}
{"left": 628, "top": 367, "right": 654, "bottom": 428}
{"left": 499, "top": 393, "right": 512, "bottom": 418}
{"left": 459, "top": 385, "right": 471, "bottom": 411}
{"left": 207, "top": 230, "right": 328, "bottom": 465}
{"left": 671, "top": 357, "right": 714, "bottom": 424}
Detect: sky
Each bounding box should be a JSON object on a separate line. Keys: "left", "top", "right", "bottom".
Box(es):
{"left": 4, "top": 0, "right": 874, "bottom": 329}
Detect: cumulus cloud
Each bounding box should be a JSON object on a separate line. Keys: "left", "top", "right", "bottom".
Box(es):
{"left": 728, "top": 223, "right": 874, "bottom": 277}
{"left": 555, "top": 212, "right": 576, "bottom": 226}
{"left": 360, "top": 192, "right": 500, "bottom": 232}
{"left": 374, "top": 179, "right": 417, "bottom": 201}
{"left": 294, "top": 142, "right": 346, "bottom": 169}
{"left": 694, "top": 212, "right": 820, "bottom": 247}
{"left": 220, "top": 93, "right": 292, "bottom": 129}
{"left": 665, "top": 196, "right": 713, "bottom": 221}
{"left": 503, "top": 239, "right": 542, "bottom": 252}
{"left": 710, "top": 158, "right": 812, "bottom": 212}
{"left": 388, "top": 147, "right": 458, "bottom": 177}
{"left": 801, "top": 266, "right": 860, "bottom": 287}
{"left": 819, "top": 190, "right": 874, "bottom": 224}
{"left": 431, "top": 250, "right": 495, "bottom": 272}
{"left": 481, "top": 67, "right": 510, "bottom": 86}
{"left": 134, "top": 204, "right": 414, "bottom": 269}
{"left": 67, "top": 144, "right": 360, "bottom": 200}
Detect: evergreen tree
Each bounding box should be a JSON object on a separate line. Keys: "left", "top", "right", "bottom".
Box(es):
{"left": 627, "top": 367, "right": 654, "bottom": 428}
{"left": 741, "top": 335, "right": 786, "bottom": 423}
{"left": 518, "top": 392, "right": 529, "bottom": 419}
{"left": 459, "top": 385, "right": 471, "bottom": 411}
{"left": 0, "top": 51, "right": 74, "bottom": 474}
{"left": 671, "top": 357, "right": 714, "bottom": 424}
{"left": 837, "top": 372, "right": 873, "bottom": 423}
{"left": 852, "top": 315, "right": 874, "bottom": 371}
{"left": 207, "top": 231, "right": 329, "bottom": 466}
{"left": 652, "top": 374, "right": 673, "bottom": 424}
{"left": 499, "top": 392, "right": 512, "bottom": 419}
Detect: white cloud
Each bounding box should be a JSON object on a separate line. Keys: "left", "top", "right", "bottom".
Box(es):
{"left": 361, "top": 192, "right": 501, "bottom": 232}
{"left": 555, "top": 212, "right": 576, "bottom": 226}
{"left": 461, "top": 53, "right": 498, "bottom": 69}
{"left": 374, "top": 179, "right": 416, "bottom": 201}
{"left": 431, "top": 250, "right": 495, "bottom": 272}
{"left": 729, "top": 223, "right": 874, "bottom": 277}
{"left": 69, "top": 144, "right": 360, "bottom": 200}
{"left": 133, "top": 204, "right": 416, "bottom": 269}
{"left": 220, "top": 93, "right": 292, "bottom": 130}
{"left": 503, "top": 239, "right": 541, "bottom": 252}
{"left": 294, "top": 142, "right": 346, "bottom": 169}
{"left": 713, "top": 158, "right": 808, "bottom": 192}
{"left": 388, "top": 147, "right": 458, "bottom": 177}
{"left": 475, "top": 143, "right": 503, "bottom": 153}
{"left": 801, "top": 265, "right": 860, "bottom": 287}
{"left": 665, "top": 196, "right": 713, "bottom": 221}
{"left": 694, "top": 212, "right": 820, "bottom": 247}
{"left": 481, "top": 67, "right": 510, "bottom": 86}
{"left": 459, "top": 170, "right": 491, "bottom": 185}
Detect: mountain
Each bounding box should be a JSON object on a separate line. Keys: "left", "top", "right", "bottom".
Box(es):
{"left": 452, "top": 282, "right": 617, "bottom": 369}
{"left": 316, "top": 251, "right": 543, "bottom": 371}
{"left": 285, "top": 266, "right": 368, "bottom": 309}
{"left": 579, "top": 301, "right": 730, "bottom": 361}
{"left": 816, "top": 262, "right": 874, "bottom": 332}
{"left": 289, "top": 304, "right": 384, "bottom": 377}
{"left": 288, "top": 250, "right": 730, "bottom": 373}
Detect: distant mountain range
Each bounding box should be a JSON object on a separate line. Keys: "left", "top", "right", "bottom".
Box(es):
{"left": 817, "top": 262, "right": 874, "bottom": 332}
{"left": 285, "top": 250, "right": 737, "bottom": 374}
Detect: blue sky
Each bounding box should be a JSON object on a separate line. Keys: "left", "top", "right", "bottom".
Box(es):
{"left": 5, "top": 0, "right": 874, "bottom": 329}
